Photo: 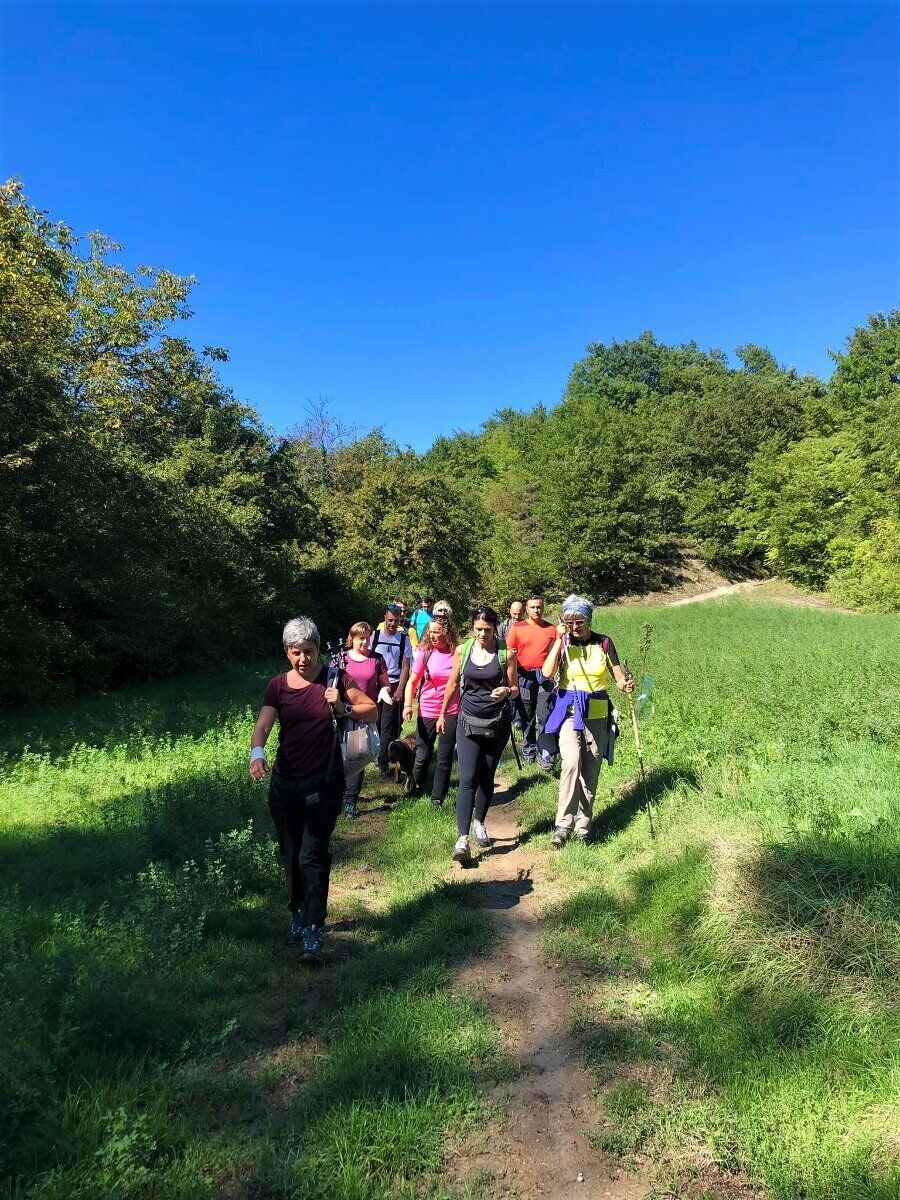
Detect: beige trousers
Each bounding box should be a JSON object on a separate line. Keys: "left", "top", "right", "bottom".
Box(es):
{"left": 555, "top": 715, "right": 607, "bottom": 836}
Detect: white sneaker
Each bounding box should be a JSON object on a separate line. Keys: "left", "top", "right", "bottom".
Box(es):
{"left": 452, "top": 835, "right": 470, "bottom": 863}
{"left": 472, "top": 821, "right": 492, "bottom": 849}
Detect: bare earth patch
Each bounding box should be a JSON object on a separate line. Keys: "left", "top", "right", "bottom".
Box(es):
{"left": 444, "top": 780, "right": 651, "bottom": 1200}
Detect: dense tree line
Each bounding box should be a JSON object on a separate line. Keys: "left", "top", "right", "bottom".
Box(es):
{"left": 2, "top": 182, "right": 897, "bottom": 701}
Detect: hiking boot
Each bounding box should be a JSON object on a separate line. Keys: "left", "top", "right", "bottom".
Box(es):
{"left": 472, "top": 821, "right": 492, "bottom": 849}
{"left": 431, "top": 795, "right": 445, "bottom": 808}
{"left": 343, "top": 801, "right": 360, "bottom": 819}
{"left": 299, "top": 924, "right": 324, "bottom": 967}
{"left": 550, "top": 826, "right": 570, "bottom": 849}
{"left": 539, "top": 750, "right": 555, "bottom": 773}
{"left": 522, "top": 751, "right": 536, "bottom": 764}
{"left": 285, "top": 913, "right": 304, "bottom": 947}
{"left": 575, "top": 829, "right": 590, "bottom": 844}
{"left": 452, "top": 835, "right": 471, "bottom": 864}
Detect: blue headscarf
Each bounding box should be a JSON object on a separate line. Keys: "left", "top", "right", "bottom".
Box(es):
{"left": 561, "top": 594, "right": 594, "bottom": 621}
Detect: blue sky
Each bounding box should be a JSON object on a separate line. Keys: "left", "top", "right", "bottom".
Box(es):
{"left": 2, "top": 2, "right": 897, "bottom": 450}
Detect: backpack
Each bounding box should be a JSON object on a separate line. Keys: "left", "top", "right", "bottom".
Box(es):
{"left": 459, "top": 637, "right": 508, "bottom": 693}
{"left": 371, "top": 627, "right": 407, "bottom": 674}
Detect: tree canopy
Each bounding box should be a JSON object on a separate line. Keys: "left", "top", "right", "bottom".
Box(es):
{"left": 3, "top": 180, "right": 898, "bottom": 701}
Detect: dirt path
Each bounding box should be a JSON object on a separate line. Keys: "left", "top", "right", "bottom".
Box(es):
{"left": 446, "top": 781, "right": 649, "bottom": 1200}
{"left": 665, "top": 579, "right": 765, "bottom": 606}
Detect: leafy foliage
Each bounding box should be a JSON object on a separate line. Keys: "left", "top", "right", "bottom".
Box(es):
{"left": 4, "top": 177, "right": 900, "bottom": 709}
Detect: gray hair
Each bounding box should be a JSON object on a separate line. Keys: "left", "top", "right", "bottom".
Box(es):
{"left": 561, "top": 594, "right": 594, "bottom": 620}
{"left": 282, "top": 616, "right": 320, "bottom": 648}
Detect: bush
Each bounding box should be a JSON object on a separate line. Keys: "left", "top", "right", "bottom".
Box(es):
{"left": 829, "top": 518, "right": 900, "bottom": 613}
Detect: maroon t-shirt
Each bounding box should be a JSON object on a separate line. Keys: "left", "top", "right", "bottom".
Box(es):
{"left": 342, "top": 652, "right": 386, "bottom": 702}
{"left": 262, "top": 667, "right": 347, "bottom": 780}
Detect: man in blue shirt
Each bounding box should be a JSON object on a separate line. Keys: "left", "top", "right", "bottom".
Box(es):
{"left": 412, "top": 597, "right": 433, "bottom": 643}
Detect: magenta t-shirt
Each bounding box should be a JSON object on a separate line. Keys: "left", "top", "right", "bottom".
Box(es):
{"left": 342, "top": 652, "right": 386, "bottom": 702}
{"left": 412, "top": 648, "right": 459, "bottom": 718}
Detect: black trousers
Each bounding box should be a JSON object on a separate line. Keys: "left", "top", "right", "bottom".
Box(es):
{"left": 517, "top": 669, "right": 553, "bottom": 757}
{"left": 377, "top": 695, "right": 401, "bottom": 771}
{"left": 268, "top": 772, "right": 342, "bottom": 925}
{"left": 455, "top": 715, "right": 509, "bottom": 835}
{"left": 413, "top": 713, "right": 457, "bottom": 802}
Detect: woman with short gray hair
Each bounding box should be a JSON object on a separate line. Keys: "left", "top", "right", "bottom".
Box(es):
{"left": 541, "top": 596, "right": 634, "bottom": 847}
{"left": 249, "top": 616, "right": 376, "bottom": 965}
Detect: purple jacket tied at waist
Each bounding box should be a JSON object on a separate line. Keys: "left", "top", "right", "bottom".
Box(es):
{"left": 543, "top": 688, "right": 608, "bottom": 734}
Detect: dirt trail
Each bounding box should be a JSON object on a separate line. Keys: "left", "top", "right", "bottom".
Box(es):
{"left": 665, "top": 579, "right": 764, "bottom": 606}
{"left": 447, "top": 781, "right": 649, "bottom": 1200}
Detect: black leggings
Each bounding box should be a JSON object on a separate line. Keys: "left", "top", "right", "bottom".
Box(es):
{"left": 413, "top": 713, "right": 457, "bottom": 801}
{"left": 455, "top": 717, "right": 508, "bottom": 836}
{"left": 377, "top": 697, "right": 401, "bottom": 771}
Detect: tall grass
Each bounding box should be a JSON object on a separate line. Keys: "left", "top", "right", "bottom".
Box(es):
{"left": 3, "top": 598, "right": 898, "bottom": 1198}
{"left": 0, "top": 660, "right": 500, "bottom": 1198}
{"left": 514, "top": 595, "right": 900, "bottom": 1199}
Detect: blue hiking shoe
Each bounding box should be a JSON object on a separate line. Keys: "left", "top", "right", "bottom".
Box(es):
{"left": 285, "top": 913, "right": 305, "bottom": 947}
{"left": 343, "top": 801, "right": 360, "bottom": 819}
{"left": 300, "top": 923, "right": 325, "bottom": 967}
{"left": 539, "top": 750, "right": 555, "bottom": 773}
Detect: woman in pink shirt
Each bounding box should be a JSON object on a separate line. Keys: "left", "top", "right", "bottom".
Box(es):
{"left": 403, "top": 615, "right": 460, "bottom": 806}
{"left": 341, "top": 620, "right": 391, "bottom": 818}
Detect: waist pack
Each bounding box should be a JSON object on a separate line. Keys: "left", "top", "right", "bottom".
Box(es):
{"left": 461, "top": 710, "right": 506, "bottom": 741}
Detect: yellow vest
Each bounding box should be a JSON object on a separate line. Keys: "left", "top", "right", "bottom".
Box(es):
{"left": 559, "top": 638, "right": 610, "bottom": 720}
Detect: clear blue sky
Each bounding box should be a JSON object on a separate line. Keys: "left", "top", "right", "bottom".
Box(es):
{"left": 2, "top": 2, "right": 897, "bottom": 450}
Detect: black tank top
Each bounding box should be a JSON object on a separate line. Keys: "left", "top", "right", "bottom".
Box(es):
{"left": 461, "top": 652, "right": 504, "bottom": 718}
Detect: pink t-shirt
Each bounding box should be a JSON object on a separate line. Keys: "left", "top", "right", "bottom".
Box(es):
{"left": 412, "top": 648, "right": 459, "bottom": 719}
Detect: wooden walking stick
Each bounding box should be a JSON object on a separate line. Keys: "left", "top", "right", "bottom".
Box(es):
{"left": 624, "top": 622, "right": 657, "bottom": 840}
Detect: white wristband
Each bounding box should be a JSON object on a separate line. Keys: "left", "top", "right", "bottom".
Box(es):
{"left": 249, "top": 746, "right": 266, "bottom": 764}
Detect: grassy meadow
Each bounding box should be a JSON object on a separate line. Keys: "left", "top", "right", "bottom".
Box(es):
{"left": 1, "top": 593, "right": 898, "bottom": 1198}
{"left": 518, "top": 592, "right": 900, "bottom": 1199}
{"left": 0, "top": 659, "right": 502, "bottom": 1199}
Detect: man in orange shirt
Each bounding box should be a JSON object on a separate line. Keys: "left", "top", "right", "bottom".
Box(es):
{"left": 506, "top": 594, "right": 559, "bottom": 765}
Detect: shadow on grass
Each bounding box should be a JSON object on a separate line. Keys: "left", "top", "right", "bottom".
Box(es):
{"left": 546, "top": 842, "right": 900, "bottom": 1199}
{"left": 517, "top": 764, "right": 698, "bottom": 844}
{"left": 0, "top": 769, "right": 516, "bottom": 1196}
{"left": 589, "top": 766, "right": 699, "bottom": 845}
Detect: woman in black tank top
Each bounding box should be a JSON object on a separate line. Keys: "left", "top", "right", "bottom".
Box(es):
{"left": 437, "top": 606, "right": 519, "bottom": 864}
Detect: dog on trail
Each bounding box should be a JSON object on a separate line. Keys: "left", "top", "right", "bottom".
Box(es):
{"left": 387, "top": 735, "right": 418, "bottom": 794}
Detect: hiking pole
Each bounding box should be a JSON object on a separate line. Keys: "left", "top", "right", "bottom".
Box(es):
{"left": 508, "top": 720, "right": 523, "bottom": 772}
{"left": 624, "top": 658, "right": 656, "bottom": 840}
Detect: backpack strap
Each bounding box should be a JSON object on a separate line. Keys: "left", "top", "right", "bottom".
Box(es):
{"left": 460, "top": 637, "right": 507, "bottom": 693}
{"left": 371, "top": 629, "right": 381, "bottom": 653}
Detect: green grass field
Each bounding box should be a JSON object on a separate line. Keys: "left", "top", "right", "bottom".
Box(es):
{"left": 2, "top": 596, "right": 898, "bottom": 1198}
{"left": 519, "top": 595, "right": 900, "bottom": 1199}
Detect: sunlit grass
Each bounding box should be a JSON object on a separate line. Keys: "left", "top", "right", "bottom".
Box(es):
{"left": 515, "top": 596, "right": 900, "bottom": 1199}
{"left": 0, "top": 661, "right": 499, "bottom": 1199}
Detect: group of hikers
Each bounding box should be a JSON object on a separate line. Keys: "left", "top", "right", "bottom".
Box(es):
{"left": 249, "top": 594, "right": 635, "bottom": 965}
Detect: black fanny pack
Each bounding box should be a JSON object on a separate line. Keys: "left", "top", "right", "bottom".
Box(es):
{"left": 461, "top": 711, "right": 506, "bottom": 740}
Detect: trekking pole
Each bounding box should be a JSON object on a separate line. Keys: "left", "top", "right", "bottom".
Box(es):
{"left": 624, "top": 658, "right": 656, "bottom": 840}
{"left": 508, "top": 721, "right": 523, "bottom": 772}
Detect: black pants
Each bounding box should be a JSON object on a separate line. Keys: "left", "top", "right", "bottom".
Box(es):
{"left": 413, "top": 713, "right": 457, "bottom": 802}
{"left": 377, "top": 695, "right": 401, "bottom": 771}
{"left": 268, "top": 772, "right": 342, "bottom": 925}
{"left": 518, "top": 669, "right": 553, "bottom": 757}
{"left": 455, "top": 715, "right": 509, "bottom": 835}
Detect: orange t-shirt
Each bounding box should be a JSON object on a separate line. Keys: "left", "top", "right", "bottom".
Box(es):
{"left": 506, "top": 619, "right": 559, "bottom": 671}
